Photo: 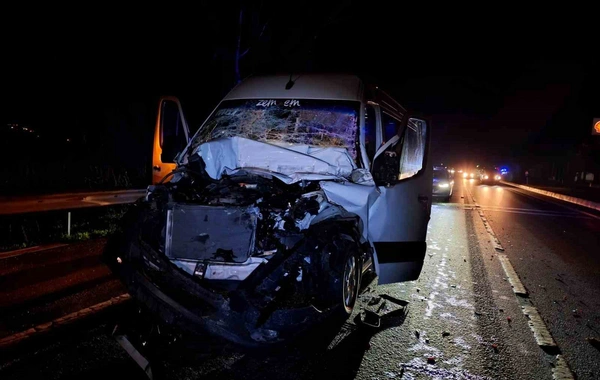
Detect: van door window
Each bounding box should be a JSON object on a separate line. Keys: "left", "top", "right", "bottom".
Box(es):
{"left": 363, "top": 104, "right": 377, "bottom": 162}
{"left": 399, "top": 118, "right": 427, "bottom": 180}
{"left": 161, "top": 100, "right": 188, "bottom": 163}
{"left": 381, "top": 110, "right": 400, "bottom": 143}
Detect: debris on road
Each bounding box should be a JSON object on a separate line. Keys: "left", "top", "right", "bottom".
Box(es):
{"left": 587, "top": 337, "right": 600, "bottom": 350}
{"left": 368, "top": 296, "right": 382, "bottom": 306}
{"left": 492, "top": 344, "right": 499, "bottom": 352}
{"left": 507, "top": 316, "right": 512, "bottom": 323}
{"left": 415, "top": 330, "right": 420, "bottom": 339}
{"left": 427, "top": 357, "right": 436, "bottom": 364}
{"left": 572, "top": 309, "right": 582, "bottom": 318}
{"left": 442, "top": 331, "right": 451, "bottom": 337}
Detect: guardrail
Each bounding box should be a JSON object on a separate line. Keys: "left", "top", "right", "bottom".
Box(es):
{"left": 0, "top": 189, "right": 146, "bottom": 236}
{"left": 500, "top": 181, "right": 600, "bottom": 212}
{"left": 0, "top": 189, "right": 146, "bottom": 216}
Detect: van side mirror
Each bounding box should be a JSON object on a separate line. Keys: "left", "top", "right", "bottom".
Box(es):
{"left": 372, "top": 151, "right": 399, "bottom": 185}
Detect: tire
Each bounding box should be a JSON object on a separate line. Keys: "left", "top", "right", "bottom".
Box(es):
{"left": 318, "top": 232, "right": 362, "bottom": 317}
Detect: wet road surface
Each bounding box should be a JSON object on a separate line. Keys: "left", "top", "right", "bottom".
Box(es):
{"left": 0, "top": 179, "right": 598, "bottom": 379}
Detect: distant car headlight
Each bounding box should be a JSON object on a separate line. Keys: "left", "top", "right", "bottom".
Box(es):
{"left": 495, "top": 175, "right": 501, "bottom": 180}
{"left": 469, "top": 173, "right": 474, "bottom": 178}
{"left": 463, "top": 173, "right": 468, "bottom": 178}
{"left": 438, "top": 183, "right": 449, "bottom": 188}
{"left": 483, "top": 175, "right": 489, "bottom": 179}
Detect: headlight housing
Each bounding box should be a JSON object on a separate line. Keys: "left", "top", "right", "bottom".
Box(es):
{"left": 438, "top": 183, "right": 449, "bottom": 188}
{"left": 495, "top": 175, "right": 501, "bottom": 180}
{"left": 483, "top": 175, "right": 489, "bottom": 179}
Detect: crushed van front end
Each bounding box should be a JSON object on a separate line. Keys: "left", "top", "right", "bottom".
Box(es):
{"left": 105, "top": 169, "right": 369, "bottom": 346}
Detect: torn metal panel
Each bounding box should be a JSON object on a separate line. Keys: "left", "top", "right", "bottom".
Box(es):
{"left": 197, "top": 137, "right": 356, "bottom": 184}
{"left": 320, "top": 181, "right": 379, "bottom": 239}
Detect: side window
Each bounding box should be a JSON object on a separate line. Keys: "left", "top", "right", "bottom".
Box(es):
{"left": 161, "top": 100, "right": 188, "bottom": 163}
{"left": 381, "top": 111, "right": 400, "bottom": 143}
{"left": 363, "top": 104, "right": 377, "bottom": 162}
{"left": 399, "top": 118, "right": 427, "bottom": 180}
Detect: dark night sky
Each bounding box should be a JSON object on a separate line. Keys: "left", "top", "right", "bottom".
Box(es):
{"left": 2, "top": 2, "right": 598, "bottom": 172}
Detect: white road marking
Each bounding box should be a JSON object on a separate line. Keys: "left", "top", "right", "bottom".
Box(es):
{"left": 521, "top": 305, "right": 557, "bottom": 347}
{"left": 497, "top": 255, "right": 528, "bottom": 296}
{"left": 552, "top": 355, "right": 575, "bottom": 380}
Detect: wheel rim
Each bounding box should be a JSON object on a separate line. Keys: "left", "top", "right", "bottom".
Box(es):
{"left": 343, "top": 255, "right": 358, "bottom": 312}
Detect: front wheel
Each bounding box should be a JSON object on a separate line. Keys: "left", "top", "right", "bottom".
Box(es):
{"left": 341, "top": 252, "right": 360, "bottom": 315}
{"left": 316, "top": 232, "right": 362, "bottom": 317}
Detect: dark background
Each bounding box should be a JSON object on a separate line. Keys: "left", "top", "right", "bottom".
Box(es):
{"left": 1, "top": 2, "right": 598, "bottom": 194}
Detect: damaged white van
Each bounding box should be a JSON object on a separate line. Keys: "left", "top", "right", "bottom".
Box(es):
{"left": 105, "top": 73, "right": 432, "bottom": 346}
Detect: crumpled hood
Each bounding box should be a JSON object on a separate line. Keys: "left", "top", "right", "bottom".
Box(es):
{"left": 195, "top": 137, "right": 356, "bottom": 184}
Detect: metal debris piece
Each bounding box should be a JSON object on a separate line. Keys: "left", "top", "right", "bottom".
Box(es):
{"left": 359, "top": 309, "right": 381, "bottom": 328}
{"left": 586, "top": 337, "right": 600, "bottom": 350}
{"left": 380, "top": 294, "right": 409, "bottom": 307}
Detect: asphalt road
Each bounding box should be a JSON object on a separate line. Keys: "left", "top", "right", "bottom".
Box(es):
{"left": 0, "top": 179, "right": 598, "bottom": 379}
{"left": 464, "top": 178, "right": 600, "bottom": 379}
{"left": 0, "top": 239, "right": 126, "bottom": 339}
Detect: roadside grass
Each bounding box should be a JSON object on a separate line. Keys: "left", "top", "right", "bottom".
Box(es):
{"left": 0, "top": 204, "right": 130, "bottom": 252}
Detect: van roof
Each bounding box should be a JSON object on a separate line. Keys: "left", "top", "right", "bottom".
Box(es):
{"left": 223, "top": 73, "right": 364, "bottom": 102}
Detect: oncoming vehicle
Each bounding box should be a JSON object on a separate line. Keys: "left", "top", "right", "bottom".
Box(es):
{"left": 432, "top": 166, "right": 453, "bottom": 201}
{"left": 481, "top": 170, "right": 502, "bottom": 185}
{"left": 105, "top": 74, "right": 432, "bottom": 348}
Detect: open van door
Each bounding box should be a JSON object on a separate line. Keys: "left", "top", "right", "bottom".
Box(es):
{"left": 152, "top": 97, "right": 190, "bottom": 184}
{"left": 369, "top": 116, "right": 432, "bottom": 284}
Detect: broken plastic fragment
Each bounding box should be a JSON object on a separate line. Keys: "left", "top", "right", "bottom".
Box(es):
{"left": 296, "top": 269, "right": 303, "bottom": 282}
{"left": 427, "top": 357, "right": 436, "bottom": 364}
{"left": 507, "top": 316, "right": 512, "bottom": 323}
{"left": 442, "top": 331, "right": 450, "bottom": 337}
{"left": 415, "top": 330, "right": 420, "bottom": 339}
{"left": 116, "top": 257, "right": 122, "bottom": 264}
